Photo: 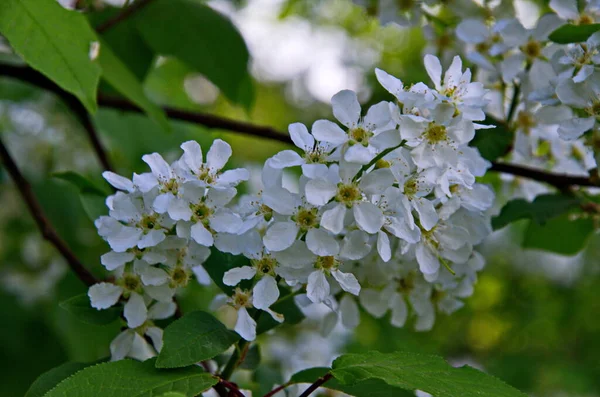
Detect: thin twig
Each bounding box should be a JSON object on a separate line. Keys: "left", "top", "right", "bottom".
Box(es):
{"left": 0, "top": 138, "right": 98, "bottom": 287}
{"left": 218, "top": 379, "right": 246, "bottom": 397}
{"left": 298, "top": 373, "right": 333, "bottom": 397}
{"left": 95, "top": 0, "right": 155, "bottom": 34}
{"left": 262, "top": 382, "right": 292, "bottom": 397}
{"left": 1, "top": 64, "right": 597, "bottom": 189}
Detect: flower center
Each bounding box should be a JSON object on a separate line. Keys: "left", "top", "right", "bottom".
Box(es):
{"left": 192, "top": 203, "right": 212, "bottom": 223}
{"left": 404, "top": 179, "right": 419, "bottom": 197}
{"left": 305, "top": 148, "right": 326, "bottom": 164}
{"left": 252, "top": 256, "right": 278, "bottom": 277}
{"left": 336, "top": 183, "right": 362, "bottom": 207}
{"left": 521, "top": 40, "right": 542, "bottom": 59}
{"left": 196, "top": 167, "right": 216, "bottom": 185}
{"left": 170, "top": 266, "right": 190, "bottom": 288}
{"left": 349, "top": 127, "right": 372, "bottom": 147}
{"left": 578, "top": 14, "right": 594, "bottom": 25}
{"left": 424, "top": 123, "right": 447, "bottom": 144}
{"left": 396, "top": 274, "right": 415, "bottom": 294}
{"left": 232, "top": 288, "right": 252, "bottom": 309}
{"left": 162, "top": 179, "right": 179, "bottom": 195}
{"left": 316, "top": 255, "right": 337, "bottom": 271}
{"left": 294, "top": 207, "right": 319, "bottom": 231}
{"left": 123, "top": 274, "right": 141, "bottom": 292}
{"left": 516, "top": 111, "right": 536, "bottom": 133}
{"left": 139, "top": 214, "right": 159, "bottom": 231}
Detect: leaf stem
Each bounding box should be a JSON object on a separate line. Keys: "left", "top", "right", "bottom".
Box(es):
{"left": 298, "top": 373, "right": 333, "bottom": 397}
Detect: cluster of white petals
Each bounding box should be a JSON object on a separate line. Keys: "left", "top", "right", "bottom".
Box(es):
{"left": 88, "top": 54, "right": 494, "bottom": 357}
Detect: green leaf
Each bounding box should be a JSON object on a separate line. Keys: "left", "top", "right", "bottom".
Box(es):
{"left": 549, "top": 24, "right": 600, "bottom": 44}
{"left": 97, "top": 39, "right": 170, "bottom": 131}
{"left": 330, "top": 351, "right": 527, "bottom": 397}
{"left": 52, "top": 171, "right": 108, "bottom": 196}
{"left": 25, "top": 362, "right": 88, "bottom": 397}
{"left": 135, "top": 0, "right": 254, "bottom": 109}
{"left": 44, "top": 358, "right": 216, "bottom": 397}
{"left": 290, "top": 367, "right": 414, "bottom": 397}
{"left": 158, "top": 393, "right": 186, "bottom": 397}
{"left": 522, "top": 214, "right": 594, "bottom": 255}
{"left": 0, "top": 0, "right": 101, "bottom": 113}
{"left": 52, "top": 171, "right": 108, "bottom": 222}
{"left": 492, "top": 194, "right": 580, "bottom": 230}
{"left": 156, "top": 311, "right": 239, "bottom": 368}
{"left": 60, "top": 294, "right": 121, "bottom": 326}
{"left": 469, "top": 117, "right": 512, "bottom": 161}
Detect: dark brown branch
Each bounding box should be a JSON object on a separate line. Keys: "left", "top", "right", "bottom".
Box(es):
{"left": 0, "top": 138, "right": 98, "bottom": 287}
{"left": 489, "top": 162, "right": 597, "bottom": 188}
{"left": 217, "top": 379, "right": 245, "bottom": 397}
{"left": 0, "top": 64, "right": 114, "bottom": 173}
{"left": 95, "top": 0, "right": 155, "bottom": 34}
{"left": 1, "top": 64, "right": 597, "bottom": 189}
{"left": 298, "top": 373, "right": 333, "bottom": 397}
{"left": 262, "top": 382, "right": 292, "bottom": 397}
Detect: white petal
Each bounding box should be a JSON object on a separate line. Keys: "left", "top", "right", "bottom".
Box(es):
{"left": 133, "top": 172, "right": 158, "bottom": 193}
{"left": 110, "top": 330, "right": 134, "bottom": 361}
{"left": 145, "top": 326, "right": 164, "bottom": 352}
{"left": 103, "top": 171, "right": 134, "bottom": 192}
{"left": 307, "top": 270, "right": 330, "bottom": 303}
{"left": 210, "top": 210, "right": 243, "bottom": 233}
{"left": 302, "top": 163, "right": 329, "bottom": 179}
{"left": 192, "top": 265, "right": 212, "bottom": 286}
{"left": 332, "top": 269, "right": 361, "bottom": 296}
{"left": 360, "top": 289, "right": 388, "bottom": 318}
{"left": 340, "top": 295, "right": 360, "bottom": 329}
{"left": 340, "top": 230, "right": 371, "bottom": 260}
{"left": 138, "top": 230, "right": 166, "bottom": 249}
{"left": 218, "top": 168, "right": 249, "bottom": 186}
{"left": 416, "top": 243, "right": 440, "bottom": 274}
{"left": 268, "top": 150, "right": 304, "bottom": 169}
{"left": 424, "top": 54, "right": 442, "bottom": 89}
{"left": 88, "top": 282, "right": 123, "bottom": 309}
{"left": 353, "top": 202, "right": 385, "bottom": 234}
{"left": 141, "top": 266, "right": 169, "bottom": 286}
{"left": 411, "top": 198, "right": 439, "bottom": 231}
{"left": 312, "top": 120, "right": 348, "bottom": 145}
{"left": 389, "top": 294, "right": 408, "bottom": 328}
{"left": 148, "top": 301, "right": 176, "bottom": 320}
{"left": 235, "top": 307, "right": 257, "bottom": 341}
{"left": 305, "top": 178, "right": 337, "bottom": 206}
{"left": 344, "top": 144, "right": 375, "bottom": 164}
{"left": 142, "top": 153, "right": 172, "bottom": 180}
{"left": 145, "top": 284, "right": 176, "bottom": 302}
{"left": 108, "top": 225, "right": 143, "bottom": 253}
{"left": 558, "top": 117, "right": 595, "bottom": 140}
{"left": 153, "top": 193, "right": 172, "bottom": 214}
{"left": 377, "top": 231, "right": 391, "bottom": 262}
{"left": 264, "top": 221, "right": 298, "bottom": 252}
{"left": 223, "top": 266, "right": 256, "bottom": 286}
{"left": 124, "top": 292, "right": 148, "bottom": 328}
{"left": 206, "top": 139, "right": 232, "bottom": 171}
{"left": 306, "top": 228, "right": 340, "bottom": 256}
{"left": 289, "top": 122, "right": 314, "bottom": 151}
{"left": 360, "top": 168, "right": 394, "bottom": 195}
{"left": 180, "top": 140, "right": 203, "bottom": 172}
{"left": 168, "top": 198, "right": 192, "bottom": 221}
{"left": 191, "top": 223, "right": 214, "bottom": 246}
{"left": 101, "top": 251, "right": 134, "bottom": 271}
{"left": 332, "top": 90, "right": 361, "bottom": 128}
{"left": 364, "top": 101, "right": 392, "bottom": 129}
{"left": 253, "top": 275, "right": 280, "bottom": 310}
{"left": 129, "top": 332, "right": 157, "bottom": 361}
{"left": 320, "top": 203, "right": 346, "bottom": 234}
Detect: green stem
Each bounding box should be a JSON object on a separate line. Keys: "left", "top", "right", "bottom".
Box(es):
{"left": 352, "top": 140, "right": 406, "bottom": 182}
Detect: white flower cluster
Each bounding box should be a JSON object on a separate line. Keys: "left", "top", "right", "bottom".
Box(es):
{"left": 88, "top": 55, "right": 493, "bottom": 358}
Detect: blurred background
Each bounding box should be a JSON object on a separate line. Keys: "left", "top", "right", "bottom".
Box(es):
{"left": 1, "top": 0, "right": 599, "bottom": 396}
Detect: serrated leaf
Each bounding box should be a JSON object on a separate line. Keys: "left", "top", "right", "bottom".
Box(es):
{"left": 290, "top": 367, "right": 414, "bottom": 397}
{"left": 469, "top": 117, "right": 512, "bottom": 161}
{"left": 52, "top": 171, "right": 107, "bottom": 196}
{"left": 135, "top": 0, "right": 254, "bottom": 109}
{"left": 60, "top": 294, "right": 121, "bottom": 325}
{"left": 25, "top": 362, "right": 89, "bottom": 397}
{"left": 330, "top": 351, "right": 527, "bottom": 397}
{"left": 156, "top": 311, "right": 239, "bottom": 368}
{"left": 0, "top": 0, "right": 101, "bottom": 113}
{"left": 549, "top": 23, "right": 600, "bottom": 44}
{"left": 522, "top": 214, "right": 594, "bottom": 255}
{"left": 97, "top": 39, "right": 170, "bottom": 132}
{"left": 492, "top": 194, "right": 580, "bottom": 230}
{"left": 44, "top": 358, "right": 216, "bottom": 397}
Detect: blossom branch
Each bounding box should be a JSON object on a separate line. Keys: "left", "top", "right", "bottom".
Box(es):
{"left": 262, "top": 382, "right": 292, "bottom": 397}
{"left": 1, "top": 64, "right": 597, "bottom": 189}
{"left": 298, "top": 373, "right": 333, "bottom": 397}
{"left": 95, "top": 0, "right": 155, "bottom": 34}
{"left": 0, "top": 137, "right": 98, "bottom": 287}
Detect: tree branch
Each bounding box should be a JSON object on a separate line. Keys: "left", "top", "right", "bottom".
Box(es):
{"left": 95, "top": 0, "right": 155, "bottom": 34}
{"left": 0, "top": 137, "right": 98, "bottom": 287}
{"left": 298, "top": 373, "right": 333, "bottom": 397}
{"left": 262, "top": 382, "right": 291, "bottom": 397}
{"left": 0, "top": 64, "right": 114, "bottom": 173}
{"left": 1, "top": 64, "right": 597, "bottom": 189}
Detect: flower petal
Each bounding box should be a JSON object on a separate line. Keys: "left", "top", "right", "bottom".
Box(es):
{"left": 206, "top": 139, "right": 232, "bottom": 171}
{"left": 307, "top": 270, "right": 330, "bottom": 303}
{"left": 312, "top": 120, "right": 348, "bottom": 145}
{"left": 124, "top": 292, "right": 148, "bottom": 328}
{"left": 253, "top": 275, "right": 280, "bottom": 310}
{"left": 88, "top": 282, "right": 123, "bottom": 309}
{"left": 235, "top": 307, "right": 257, "bottom": 341}
{"left": 306, "top": 228, "right": 340, "bottom": 256}
{"left": 353, "top": 202, "right": 385, "bottom": 234}
{"left": 332, "top": 269, "right": 360, "bottom": 296}
{"left": 264, "top": 221, "right": 298, "bottom": 252}
{"left": 223, "top": 266, "right": 256, "bottom": 286}
{"left": 190, "top": 223, "right": 214, "bottom": 246}
{"left": 289, "top": 122, "right": 314, "bottom": 151}
{"left": 332, "top": 89, "right": 361, "bottom": 128}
